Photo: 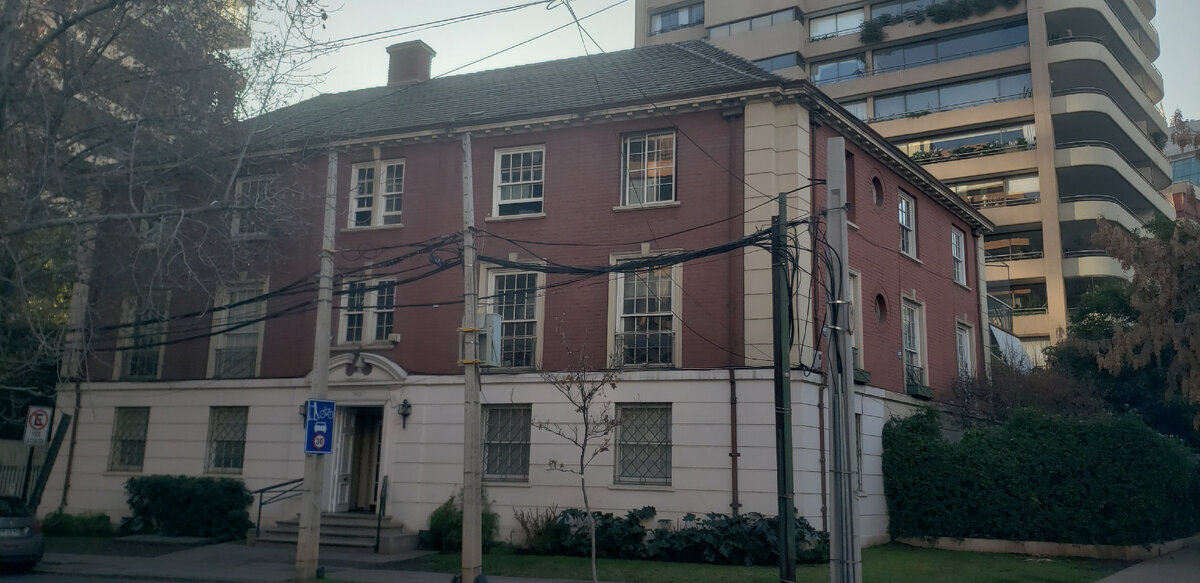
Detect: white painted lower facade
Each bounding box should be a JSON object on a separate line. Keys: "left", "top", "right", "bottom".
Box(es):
{"left": 39, "top": 354, "right": 927, "bottom": 547}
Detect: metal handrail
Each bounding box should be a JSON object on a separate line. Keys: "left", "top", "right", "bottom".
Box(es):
{"left": 374, "top": 476, "right": 389, "bottom": 553}
{"left": 1059, "top": 193, "right": 1149, "bottom": 219}
{"left": 910, "top": 141, "right": 1035, "bottom": 165}
{"left": 1049, "top": 86, "right": 1165, "bottom": 145}
{"left": 252, "top": 477, "right": 304, "bottom": 537}
{"left": 1054, "top": 140, "right": 1160, "bottom": 192}
{"left": 870, "top": 91, "right": 1031, "bottom": 123}
{"left": 869, "top": 39, "right": 1029, "bottom": 76}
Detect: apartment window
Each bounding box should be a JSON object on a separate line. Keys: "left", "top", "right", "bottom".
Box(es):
{"left": 809, "top": 9, "right": 865, "bottom": 40}
{"left": 951, "top": 228, "right": 967, "bottom": 285}
{"left": 621, "top": 131, "right": 676, "bottom": 206}
{"left": 872, "top": 72, "right": 1032, "bottom": 121}
{"left": 753, "top": 53, "right": 801, "bottom": 72}
{"left": 340, "top": 279, "right": 395, "bottom": 344}
{"left": 708, "top": 8, "right": 797, "bottom": 39}
{"left": 349, "top": 160, "right": 404, "bottom": 228}
{"left": 1021, "top": 336, "right": 1051, "bottom": 368}
{"left": 952, "top": 174, "right": 1040, "bottom": 208}
{"left": 811, "top": 55, "right": 866, "bottom": 86}
{"left": 212, "top": 282, "right": 265, "bottom": 379}
{"left": 901, "top": 299, "right": 924, "bottom": 390}
{"left": 233, "top": 176, "right": 269, "bottom": 237}
{"left": 842, "top": 100, "right": 868, "bottom": 121}
{"left": 898, "top": 192, "right": 916, "bottom": 257}
{"left": 492, "top": 272, "right": 539, "bottom": 368}
{"left": 139, "top": 189, "right": 176, "bottom": 248}
{"left": 120, "top": 291, "right": 169, "bottom": 380}
{"left": 988, "top": 282, "right": 1049, "bottom": 315}
{"left": 985, "top": 229, "right": 1044, "bottom": 262}
{"left": 108, "top": 407, "right": 150, "bottom": 472}
{"left": 956, "top": 323, "right": 973, "bottom": 376}
{"left": 899, "top": 123, "right": 1035, "bottom": 164}
{"left": 206, "top": 406, "right": 247, "bottom": 474}
{"left": 850, "top": 271, "right": 864, "bottom": 367}
{"left": 873, "top": 22, "right": 1029, "bottom": 75}
{"left": 494, "top": 147, "right": 544, "bottom": 216}
{"left": 650, "top": 3, "right": 703, "bottom": 35}
{"left": 483, "top": 405, "right": 531, "bottom": 482}
{"left": 873, "top": 0, "right": 939, "bottom": 19}
{"left": 616, "top": 266, "right": 676, "bottom": 367}
{"left": 615, "top": 403, "right": 671, "bottom": 485}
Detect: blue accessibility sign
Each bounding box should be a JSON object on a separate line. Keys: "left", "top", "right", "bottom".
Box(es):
{"left": 304, "top": 399, "right": 335, "bottom": 455}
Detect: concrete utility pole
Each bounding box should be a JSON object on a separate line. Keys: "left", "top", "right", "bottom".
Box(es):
{"left": 824, "top": 137, "right": 862, "bottom": 583}
{"left": 459, "top": 132, "right": 484, "bottom": 583}
{"left": 296, "top": 150, "right": 338, "bottom": 581}
{"left": 772, "top": 192, "right": 797, "bottom": 583}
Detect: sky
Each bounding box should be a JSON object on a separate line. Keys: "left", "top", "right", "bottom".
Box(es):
{"left": 288, "top": 0, "right": 1198, "bottom": 119}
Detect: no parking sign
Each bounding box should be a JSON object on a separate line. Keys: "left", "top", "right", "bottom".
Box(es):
{"left": 304, "top": 399, "right": 335, "bottom": 455}
{"left": 23, "top": 405, "right": 52, "bottom": 445}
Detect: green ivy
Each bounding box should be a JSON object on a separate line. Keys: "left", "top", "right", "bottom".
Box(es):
{"left": 882, "top": 409, "right": 1200, "bottom": 545}
{"left": 123, "top": 475, "right": 252, "bottom": 541}
{"left": 860, "top": 0, "right": 1021, "bottom": 44}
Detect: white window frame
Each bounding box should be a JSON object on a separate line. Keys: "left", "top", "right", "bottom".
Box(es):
{"left": 482, "top": 404, "right": 532, "bottom": 482}
{"left": 115, "top": 291, "right": 169, "bottom": 381}
{"left": 899, "top": 191, "right": 916, "bottom": 257}
{"left": 338, "top": 279, "right": 396, "bottom": 345}
{"left": 348, "top": 159, "right": 404, "bottom": 228}
{"left": 208, "top": 281, "right": 267, "bottom": 379}
{"left": 108, "top": 406, "right": 150, "bottom": 472}
{"left": 850, "top": 271, "right": 864, "bottom": 368}
{"left": 139, "top": 188, "right": 177, "bottom": 249}
{"left": 484, "top": 269, "right": 544, "bottom": 369}
{"left": 493, "top": 146, "right": 545, "bottom": 218}
{"left": 620, "top": 131, "right": 677, "bottom": 207}
{"left": 956, "top": 322, "right": 974, "bottom": 377}
{"left": 901, "top": 297, "right": 926, "bottom": 387}
{"left": 205, "top": 406, "right": 248, "bottom": 474}
{"left": 232, "top": 176, "right": 270, "bottom": 237}
{"left": 951, "top": 227, "right": 967, "bottom": 285}
{"left": 614, "top": 403, "right": 672, "bottom": 486}
{"left": 809, "top": 8, "right": 865, "bottom": 40}
{"left": 608, "top": 256, "right": 682, "bottom": 368}
{"left": 649, "top": 2, "right": 704, "bottom": 35}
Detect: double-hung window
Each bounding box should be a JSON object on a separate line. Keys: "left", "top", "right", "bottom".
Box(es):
{"left": 809, "top": 9, "right": 864, "bottom": 40}
{"left": 649, "top": 3, "right": 703, "bottom": 35}
{"left": 483, "top": 405, "right": 531, "bottom": 482}
{"left": 139, "top": 189, "right": 176, "bottom": 248}
{"left": 212, "top": 282, "right": 266, "bottom": 378}
{"left": 340, "top": 279, "right": 396, "bottom": 344}
{"left": 615, "top": 403, "right": 672, "bottom": 485}
{"left": 956, "top": 323, "right": 973, "bottom": 376}
{"left": 120, "top": 291, "right": 169, "bottom": 380}
{"left": 349, "top": 160, "right": 404, "bottom": 227}
{"left": 491, "top": 272, "right": 539, "bottom": 368}
{"left": 951, "top": 228, "right": 967, "bottom": 285}
{"left": 494, "top": 147, "right": 544, "bottom": 217}
{"left": 898, "top": 192, "right": 916, "bottom": 257}
{"left": 615, "top": 266, "right": 677, "bottom": 367}
{"left": 109, "top": 407, "right": 150, "bottom": 472}
{"left": 901, "top": 299, "right": 925, "bottom": 391}
{"left": 233, "top": 176, "right": 269, "bottom": 237}
{"left": 206, "top": 406, "right": 248, "bottom": 474}
{"left": 621, "top": 131, "right": 676, "bottom": 206}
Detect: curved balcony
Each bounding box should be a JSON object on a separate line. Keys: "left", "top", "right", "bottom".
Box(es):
{"left": 1047, "top": 0, "right": 1159, "bottom": 61}
{"left": 1047, "top": 36, "right": 1161, "bottom": 105}
{"left": 1051, "top": 86, "right": 1166, "bottom": 148}
{"left": 1058, "top": 197, "right": 1144, "bottom": 234}
{"left": 1054, "top": 143, "right": 1175, "bottom": 220}
{"left": 1051, "top": 92, "right": 1171, "bottom": 189}
{"left": 1062, "top": 255, "right": 1131, "bottom": 280}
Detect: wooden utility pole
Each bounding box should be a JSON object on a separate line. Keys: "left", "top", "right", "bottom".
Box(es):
{"left": 460, "top": 132, "right": 484, "bottom": 583}
{"left": 296, "top": 150, "right": 337, "bottom": 580}
{"left": 825, "top": 137, "right": 862, "bottom": 583}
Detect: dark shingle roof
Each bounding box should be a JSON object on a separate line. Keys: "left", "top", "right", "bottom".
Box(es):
{"left": 251, "top": 40, "right": 779, "bottom": 148}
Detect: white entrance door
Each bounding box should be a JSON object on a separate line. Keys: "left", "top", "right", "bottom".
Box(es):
{"left": 333, "top": 408, "right": 357, "bottom": 512}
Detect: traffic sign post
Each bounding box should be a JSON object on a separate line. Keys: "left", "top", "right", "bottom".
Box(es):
{"left": 304, "top": 399, "right": 335, "bottom": 455}
{"left": 23, "top": 406, "right": 52, "bottom": 446}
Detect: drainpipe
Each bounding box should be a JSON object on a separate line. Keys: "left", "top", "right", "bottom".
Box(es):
{"left": 727, "top": 368, "right": 741, "bottom": 516}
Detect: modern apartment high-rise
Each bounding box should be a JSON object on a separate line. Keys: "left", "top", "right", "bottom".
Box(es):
{"left": 635, "top": 0, "right": 1173, "bottom": 362}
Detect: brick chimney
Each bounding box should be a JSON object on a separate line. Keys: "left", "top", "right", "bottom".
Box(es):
{"left": 386, "top": 40, "right": 435, "bottom": 86}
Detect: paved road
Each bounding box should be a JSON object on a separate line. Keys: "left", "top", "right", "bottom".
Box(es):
{"left": 3, "top": 574, "right": 177, "bottom": 583}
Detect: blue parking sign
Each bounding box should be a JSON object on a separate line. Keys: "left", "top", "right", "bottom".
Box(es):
{"left": 304, "top": 399, "right": 335, "bottom": 454}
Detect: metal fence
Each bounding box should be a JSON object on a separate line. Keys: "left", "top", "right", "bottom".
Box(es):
{"left": 0, "top": 464, "right": 40, "bottom": 497}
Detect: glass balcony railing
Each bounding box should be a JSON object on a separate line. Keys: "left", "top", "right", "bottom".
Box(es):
{"left": 987, "top": 295, "right": 1014, "bottom": 332}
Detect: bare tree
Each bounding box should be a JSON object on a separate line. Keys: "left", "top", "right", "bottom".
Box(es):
{"left": 532, "top": 361, "right": 619, "bottom": 583}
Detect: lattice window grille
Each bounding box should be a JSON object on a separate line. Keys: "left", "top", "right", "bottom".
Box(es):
{"left": 109, "top": 407, "right": 150, "bottom": 472}
{"left": 615, "top": 404, "right": 671, "bottom": 485}
{"left": 207, "top": 407, "right": 248, "bottom": 473}
{"left": 483, "top": 405, "right": 531, "bottom": 482}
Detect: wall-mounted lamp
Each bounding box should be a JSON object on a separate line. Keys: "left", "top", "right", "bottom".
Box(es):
{"left": 398, "top": 399, "right": 412, "bottom": 429}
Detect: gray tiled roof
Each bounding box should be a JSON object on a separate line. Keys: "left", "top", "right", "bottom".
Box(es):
{"left": 250, "top": 40, "right": 779, "bottom": 148}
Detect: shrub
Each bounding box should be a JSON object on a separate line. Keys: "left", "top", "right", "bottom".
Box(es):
{"left": 513, "top": 505, "right": 567, "bottom": 555}
{"left": 426, "top": 492, "right": 499, "bottom": 552}
{"left": 41, "top": 511, "right": 114, "bottom": 537}
{"left": 123, "top": 475, "right": 252, "bottom": 541}
{"left": 883, "top": 408, "right": 1200, "bottom": 545}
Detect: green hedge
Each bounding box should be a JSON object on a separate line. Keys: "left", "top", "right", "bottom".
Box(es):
{"left": 41, "top": 511, "right": 115, "bottom": 537}
{"left": 883, "top": 409, "right": 1200, "bottom": 545}
{"left": 124, "top": 475, "right": 253, "bottom": 541}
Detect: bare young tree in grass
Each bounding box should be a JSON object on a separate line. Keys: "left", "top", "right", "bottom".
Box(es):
{"left": 532, "top": 362, "right": 619, "bottom": 583}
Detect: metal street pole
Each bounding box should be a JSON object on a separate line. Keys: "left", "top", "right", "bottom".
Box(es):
{"left": 772, "top": 193, "right": 797, "bottom": 583}
{"left": 460, "top": 132, "right": 484, "bottom": 583}
{"left": 824, "top": 137, "right": 862, "bottom": 583}
{"left": 296, "top": 150, "right": 337, "bottom": 581}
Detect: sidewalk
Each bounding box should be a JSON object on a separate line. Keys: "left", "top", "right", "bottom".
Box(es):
{"left": 38, "top": 539, "right": 593, "bottom": 583}
{"left": 1096, "top": 543, "right": 1200, "bottom": 583}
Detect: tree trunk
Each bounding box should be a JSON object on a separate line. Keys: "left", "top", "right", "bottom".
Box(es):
{"left": 581, "top": 474, "right": 597, "bottom": 583}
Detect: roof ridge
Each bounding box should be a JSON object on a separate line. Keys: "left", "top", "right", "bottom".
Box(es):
{"left": 670, "top": 40, "right": 777, "bottom": 83}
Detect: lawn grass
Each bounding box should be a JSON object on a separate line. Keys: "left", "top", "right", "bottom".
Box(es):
{"left": 392, "top": 543, "right": 1129, "bottom": 583}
